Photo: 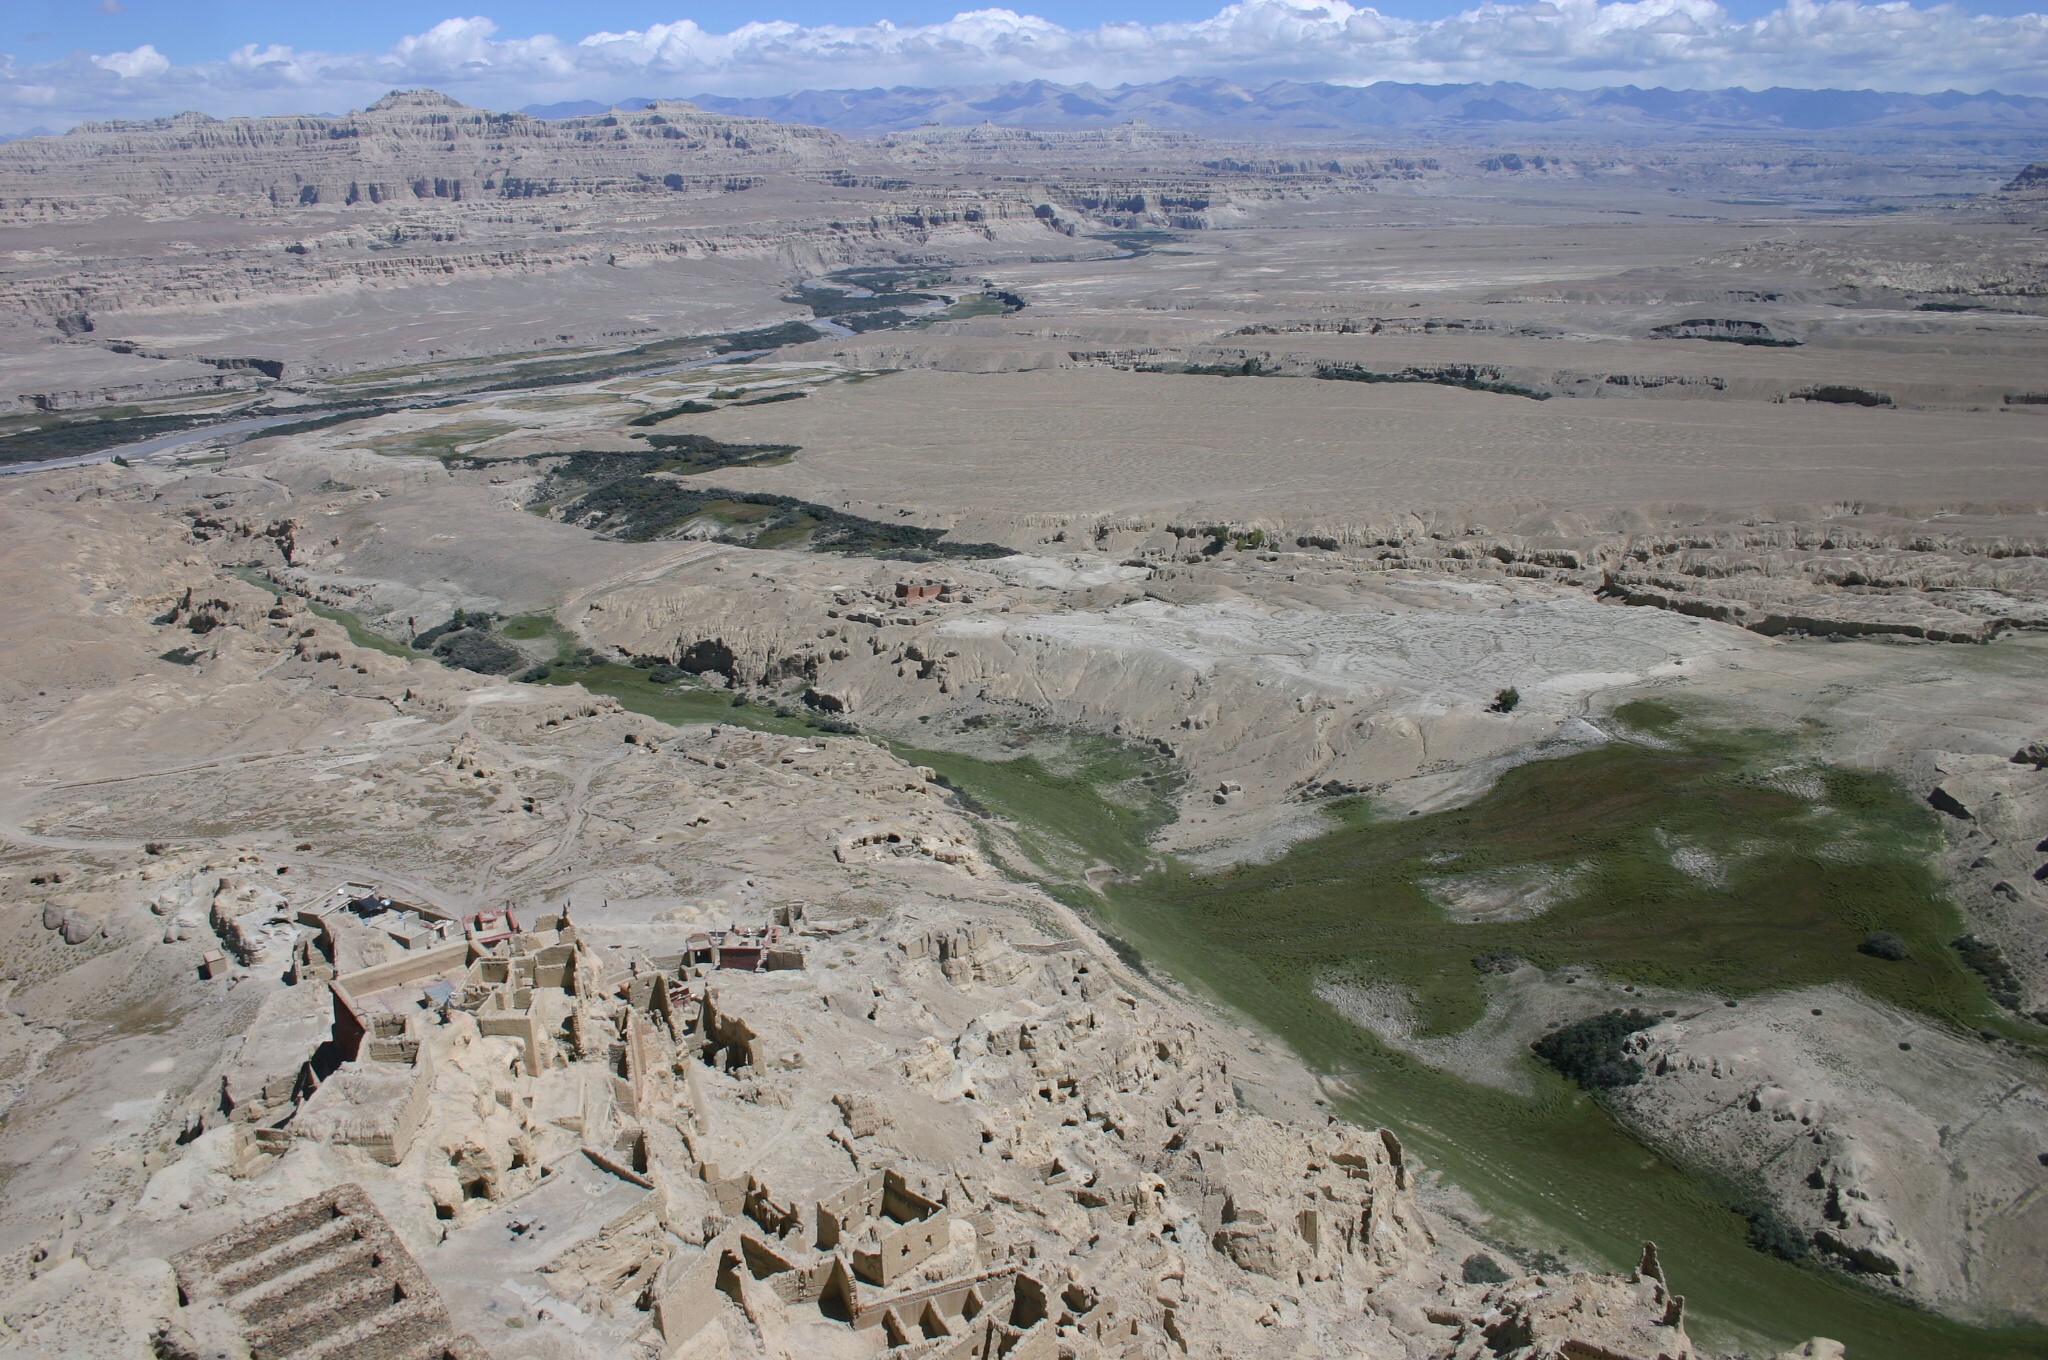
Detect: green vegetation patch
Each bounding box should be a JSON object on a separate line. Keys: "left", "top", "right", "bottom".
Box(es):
{"left": 1649, "top": 319, "right": 1802, "bottom": 347}
{"left": 786, "top": 283, "right": 940, "bottom": 319}
{"left": 786, "top": 268, "right": 1024, "bottom": 334}
{"left": 933, "top": 293, "right": 1021, "bottom": 322}
{"left": 1056, "top": 700, "right": 2047, "bottom": 1356}
{"left": 1314, "top": 361, "right": 1552, "bottom": 401}
{"left": 553, "top": 477, "right": 1009, "bottom": 559}
{"left": 0, "top": 409, "right": 222, "bottom": 464}
{"left": 710, "top": 321, "right": 822, "bottom": 354}
{"left": 1100, "top": 709, "right": 2014, "bottom": 1042}
{"left": 506, "top": 440, "right": 797, "bottom": 503}
{"left": 891, "top": 728, "right": 1182, "bottom": 886}
{"left": 1179, "top": 358, "right": 1276, "bottom": 378}
{"left": 352, "top": 420, "right": 517, "bottom": 461}
{"left": 535, "top": 659, "right": 820, "bottom": 738}
{"left": 521, "top": 446, "right": 1006, "bottom": 559}
{"left": 1532, "top": 1009, "right": 1659, "bottom": 1088}
{"left": 635, "top": 433, "right": 799, "bottom": 470}
{"left": 498, "top": 612, "right": 564, "bottom": 643}
{"left": 310, "top": 603, "right": 417, "bottom": 659}
{"left": 429, "top": 628, "right": 523, "bottom": 674}
{"left": 1793, "top": 385, "right": 1893, "bottom": 408}
{"left": 627, "top": 400, "right": 718, "bottom": 425}
{"left": 249, "top": 407, "right": 398, "bottom": 441}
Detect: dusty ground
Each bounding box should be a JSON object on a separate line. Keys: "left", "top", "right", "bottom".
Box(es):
{"left": 0, "top": 458, "right": 1703, "bottom": 1360}
{"left": 0, "top": 93, "right": 2043, "bottom": 1359}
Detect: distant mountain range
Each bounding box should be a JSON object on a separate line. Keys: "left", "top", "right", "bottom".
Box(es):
{"left": 523, "top": 79, "right": 2048, "bottom": 140}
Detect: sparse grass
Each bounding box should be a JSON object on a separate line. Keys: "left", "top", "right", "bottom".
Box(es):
{"left": 628, "top": 400, "right": 718, "bottom": 426}
{"left": 349, "top": 420, "right": 517, "bottom": 460}
{"left": 305, "top": 602, "right": 416, "bottom": 658}
{"left": 545, "top": 470, "right": 1009, "bottom": 559}
{"left": 932, "top": 293, "right": 1013, "bottom": 321}
{"left": 498, "top": 613, "right": 564, "bottom": 643}
{"left": 536, "top": 662, "right": 816, "bottom": 737}
{"left": 751, "top": 515, "right": 825, "bottom": 550}
{"left": 1073, "top": 703, "right": 2045, "bottom": 1358}
{"left": 0, "top": 408, "right": 233, "bottom": 464}
{"left": 231, "top": 568, "right": 421, "bottom": 658}
{"left": 884, "top": 727, "right": 1181, "bottom": 887}
{"left": 1105, "top": 712, "right": 2019, "bottom": 1042}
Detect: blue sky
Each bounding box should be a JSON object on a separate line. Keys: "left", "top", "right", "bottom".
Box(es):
{"left": 5, "top": 0, "right": 2047, "bottom": 133}
{"left": 14, "top": 0, "right": 2043, "bottom": 65}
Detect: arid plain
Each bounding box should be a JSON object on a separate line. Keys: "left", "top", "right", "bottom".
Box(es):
{"left": 0, "top": 92, "right": 2045, "bottom": 1360}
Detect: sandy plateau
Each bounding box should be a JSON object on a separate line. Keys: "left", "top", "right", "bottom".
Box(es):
{"left": 0, "top": 90, "right": 2043, "bottom": 1360}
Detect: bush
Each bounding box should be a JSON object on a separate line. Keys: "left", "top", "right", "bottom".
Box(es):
{"left": 1472, "top": 949, "right": 1523, "bottom": 974}
{"left": 411, "top": 608, "right": 481, "bottom": 649}
{"left": 1531, "top": 1009, "right": 1658, "bottom": 1089}
{"left": 1491, "top": 687, "right": 1520, "bottom": 713}
{"left": 1793, "top": 385, "right": 1892, "bottom": 408}
{"left": 1461, "top": 1254, "right": 1511, "bottom": 1284}
{"left": 1953, "top": 934, "right": 2022, "bottom": 1008}
{"left": 1739, "top": 1201, "right": 1810, "bottom": 1260}
{"left": 515, "top": 664, "right": 551, "bottom": 683}
{"left": 1098, "top": 932, "right": 1149, "bottom": 977}
{"left": 433, "top": 629, "right": 524, "bottom": 675}
{"left": 1858, "top": 930, "right": 1909, "bottom": 961}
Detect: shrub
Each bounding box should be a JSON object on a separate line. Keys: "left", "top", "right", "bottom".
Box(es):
{"left": 1739, "top": 1201, "right": 1809, "bottom": 1260}
{"left": 626, "top": 400, "right": 716, "bottom": 426}
{"left": 1461, "top": 1254, "right": 1511, "bottom": 1284}
{"left": 1858, "top": 931, "right": 1908, "bottom": 961}
{"left": 1491, "top": 687, "right": 1520, "bottom": 713}
{"left": 1793, "top": 385, "right": 1891, "bottom": 408}
{"left": 1098, "top": 932, "right": 1149, "bottom": 977}
{"left": 1531, "top": 1009, "right": 1658, "bottom": 1089}
{"left": 1953, "top": 934, "right": 2022, "bottom": 1008}
{"left": 1472, "top": 950, "right": 1523, "bottom": 974}
{"left": 411, "top": 609, "right": 478, "bottom": 649}
{"left": 433, "top": 629, "right": 524, "bottom": 675}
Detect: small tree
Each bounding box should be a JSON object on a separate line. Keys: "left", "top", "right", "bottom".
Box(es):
{"left": 1491, "top": 686, "right": 1520, "bottom": 713}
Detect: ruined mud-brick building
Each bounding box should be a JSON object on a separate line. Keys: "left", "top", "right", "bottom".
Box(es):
{"left": 173, "top": 892, "right": 1699, "bottom": 1359}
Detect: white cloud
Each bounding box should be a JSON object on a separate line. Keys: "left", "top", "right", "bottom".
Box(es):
{"left": 3, "top": 0, "right": 2046, "bottom": 132}
{"left": 89, "top": 44, "right": 171, "bottom": 80}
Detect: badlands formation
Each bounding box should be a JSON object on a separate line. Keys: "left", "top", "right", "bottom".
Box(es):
{"left": 0, "top": 90, "right": 2044, "bottom": 1360}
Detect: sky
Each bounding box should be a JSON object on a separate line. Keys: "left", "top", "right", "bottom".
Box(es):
{"left": 4, "top": 0, "right": 2047, "bottom": 133}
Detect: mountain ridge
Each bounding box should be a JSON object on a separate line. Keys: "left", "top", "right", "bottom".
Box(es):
{"left": 520, "top": 78, "right": 2048, "bottom": 140}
